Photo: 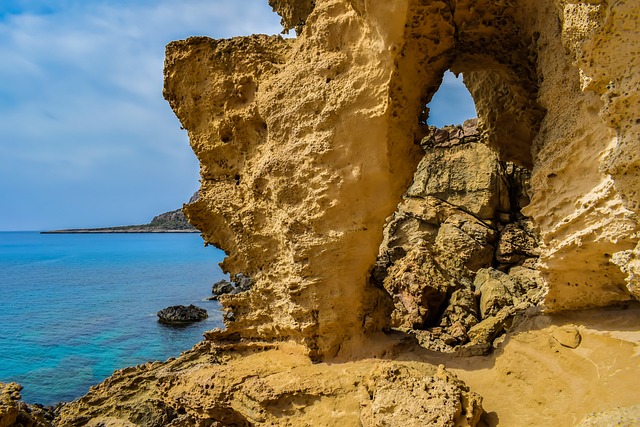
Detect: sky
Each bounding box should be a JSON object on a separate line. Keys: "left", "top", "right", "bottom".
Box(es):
{"left": 0, "top": 1, "right": 475, "bottom": 231}
{"left": 427, "top": 71, "right": 477, "bottom": 128}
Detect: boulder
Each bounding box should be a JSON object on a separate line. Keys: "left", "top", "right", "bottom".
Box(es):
{"left": 467, "top": 307, "right": 515, "bottom": 346}
{"left": 157, "top": 305, "right": 208, "bottom": 324}
{"left": 474, "top": 268, "right": 523, "bottom": 319}
{"left": 365, "top": 364, "right": 483, "bottom": 427}
{"left": 437, "top": 288, "right": 480, "bottom": 346}
{"left": 407, "top": 131, "right": 510, "bottom": 220}
{"left": 495, "top": 219, "right": 538, "bottom": 264}
{"left": 209, "top": 274, "right": 254, "bottom": 301}
{"left": 210, "top": 280, "right": 234, "bottom": 300}
{"left": 383, "top": 248, "right": 453, "bottom": 329}
{"left": 434, "top": 214, "right": 497, "bottom": 276}
{"left": 551, "top": 325, "right": 582, "bottom": 349}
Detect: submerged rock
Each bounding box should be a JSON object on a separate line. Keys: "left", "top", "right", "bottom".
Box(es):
{"left": 157, "top": 305, "right": 208, "bottom": 324}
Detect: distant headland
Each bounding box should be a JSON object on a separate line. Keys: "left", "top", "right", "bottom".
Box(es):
{"left": 42, "top": 194, "right": 199, "bottom": 234}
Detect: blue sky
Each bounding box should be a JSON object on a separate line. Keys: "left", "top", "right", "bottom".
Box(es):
{"left": 427, "top": 71, "right": 477, "bottom": 128}
{"left": 0, "top": 1, "right": 475, "bottom": 231}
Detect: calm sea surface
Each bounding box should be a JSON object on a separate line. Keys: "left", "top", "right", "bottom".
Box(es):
{"left": 0, "top": 232, "right": 226, "bottom": 405}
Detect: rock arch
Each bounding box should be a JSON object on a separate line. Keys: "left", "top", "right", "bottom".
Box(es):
{"left": 164, "top": 0, "right": 640, "bottom": 359}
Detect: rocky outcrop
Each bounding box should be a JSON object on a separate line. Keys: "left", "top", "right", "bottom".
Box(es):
{"left": 53, "top": 304, "right": 640, "bottom": 426}
{"left": 157, "top": 305, "right": 208, "bottom": 324}
{"left": 0, "top": 383, "right": 54, "bottom": 427}
{"left": 210, "top": 280, "right": 234, "bottom": 299}
{"left": 43, "top": 192, "right": 198, "bottom": 233}
{"left": 148, "top": 192, "right": 201, "bottom": 230}
{"left": 148, "top": 209, "right": 194, "bottom": 231}
{"left": 209, "top": 274, "right": 253, "bottom": 300}
{"left": 55, "top": 342, "right": 483, "bottom": 427}
{"left": 165, "top": 0, "right": 639, "bottom": 360}
{"left": 371, "top": 121, "right": 544, "bottom": 352}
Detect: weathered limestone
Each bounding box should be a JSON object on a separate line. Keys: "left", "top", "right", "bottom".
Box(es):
{"left": 52, "top": 304, "right": 640, "bottom": 426}
{"left": 373, "top": 122, "right": 544, "bottom": 352}
{"left": 576, "top": 405, "right": 640, "bottom": 427}
{"left": 0, "top": 383, "right": 52, "bottom": 427}
{"left": 165, "top": 2, "right": 427, "bottom": 358}
{"left": 268, "top": 0, "right": 315, "bottom": 34}
{"left": 15, "top": 1, "right": 639, "bottom": 426}
{"left": 521, "top": 0, "right": 640, "bottom": 310}
{"left": 55, "top": 344, "right": 483, "bottom": 427}
{"left": 163, "top": 0, "right": 639, "bottom": 357}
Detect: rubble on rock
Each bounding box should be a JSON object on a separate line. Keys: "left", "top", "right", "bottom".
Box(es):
{"left": 373, "top": 120, "right": 545, "bottom": 352}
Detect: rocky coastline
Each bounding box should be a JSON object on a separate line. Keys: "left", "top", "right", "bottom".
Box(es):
{"left": 4, "top": 0, "right": 640, "bottom": 425}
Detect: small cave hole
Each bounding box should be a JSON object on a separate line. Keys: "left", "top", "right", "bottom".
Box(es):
{"left": 424, "top": 70, "right": 477, "bottom": 127}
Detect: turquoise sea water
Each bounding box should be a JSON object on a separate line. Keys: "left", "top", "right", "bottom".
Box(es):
{"left": 0, "top": 232, "right": 226, "bottom": 405}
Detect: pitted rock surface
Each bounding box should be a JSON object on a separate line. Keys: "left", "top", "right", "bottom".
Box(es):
{"left": 164, "top": 0, "right": 639, "bottom": 358}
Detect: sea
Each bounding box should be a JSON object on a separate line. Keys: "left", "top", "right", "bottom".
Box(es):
{"left": 0, "top": 231, "right": 226, "bottom": 405}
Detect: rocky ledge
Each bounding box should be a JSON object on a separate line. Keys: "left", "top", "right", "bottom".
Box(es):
{"left": 157, "top": 305, "right": 208, "bottom": 325}
{"left": 0, "top": 382, "right": 55, "bottom": 427}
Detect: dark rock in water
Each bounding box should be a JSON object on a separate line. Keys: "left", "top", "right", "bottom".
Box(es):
{"left": 157, "top": 304, "right": 208, "bottom": 324}
{"left": 208, "top": 274, "right": 254, "bottom": 300}
{"left": 209, "top": 280, "right": 234, "bottom": 300}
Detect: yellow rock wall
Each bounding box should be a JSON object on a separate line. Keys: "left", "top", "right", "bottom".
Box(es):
{"left": 520, "top": 0, "right": 640, "bottom": 309}
{"left": 164, "top": 0, "right": 640, "bottom": 357}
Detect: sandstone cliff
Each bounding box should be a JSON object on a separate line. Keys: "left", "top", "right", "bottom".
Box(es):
{"left": 42, "top": 0, "right": 640, "bottom": 425}
{"left": 163, "top": 0, "right": 639, "bottom": 360}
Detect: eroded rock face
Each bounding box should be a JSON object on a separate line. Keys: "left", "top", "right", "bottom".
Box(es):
{"left": 0, "top": 383, "right": 53, "bottom": 427}
{"left": 164, "top": 8, "right": 424, "bottom": 358}
{"left": 55, "top": 344, "right": 483, "bottom": 427}
{"left": 373, "top": 121, "right": 544, "bottom": 352}
{"left": 164, "top": 0, "right": 640, "bottom": 357}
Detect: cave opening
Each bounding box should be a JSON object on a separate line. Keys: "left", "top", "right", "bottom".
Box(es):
{"left": 371, "top": 63, "right": 546, "bottom": 354}
{"left": 424, "top": 70, "right": 477, "bottom": 128}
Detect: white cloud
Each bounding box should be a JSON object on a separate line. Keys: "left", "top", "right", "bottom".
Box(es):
{"left": 0, "top": 0, "right": 283, "bottom": 230}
